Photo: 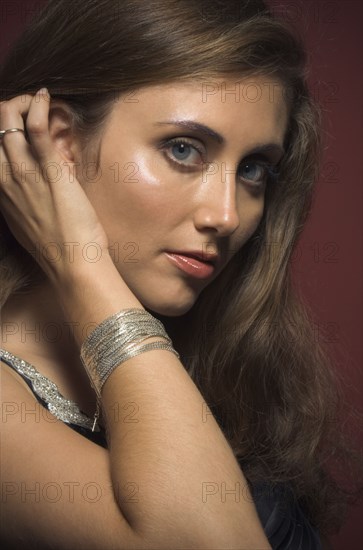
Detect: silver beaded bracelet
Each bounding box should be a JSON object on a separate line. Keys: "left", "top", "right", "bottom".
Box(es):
{"left": 80, "top": 308, "right": 180, "bottom": 399}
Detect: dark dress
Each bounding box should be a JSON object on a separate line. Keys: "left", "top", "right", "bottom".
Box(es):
{"left": 1, "top": 347, "right": 322, "bottom": 549}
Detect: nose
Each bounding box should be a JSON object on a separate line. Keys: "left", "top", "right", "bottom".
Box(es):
{"left": 193, "top": 164, "right": 240, "bottom": 236}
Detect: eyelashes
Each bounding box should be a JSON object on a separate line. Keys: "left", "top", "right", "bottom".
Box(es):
{"left": 239, "top": 160, "right": 280, "bottom": 186}
{"left": 159, "top": 137, "right": 281, "bottom": 186}
{"left": 159, "top": 137, "right": 205, "bottom": 171}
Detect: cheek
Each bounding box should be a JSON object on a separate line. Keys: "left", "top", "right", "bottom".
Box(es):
{"left": 83, "top": 153, "right": 182, "bottom": 237}
{"left": 249, "top": 200, "right": 265, "bottom": 232}
{"left": 236, "top": 194, "right": 265, "bottom": 243}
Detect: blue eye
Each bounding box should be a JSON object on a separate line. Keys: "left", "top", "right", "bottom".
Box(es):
{"left": 239, "top": 161, "right": 278, "bottom": 186}
{"left": 160, "top": 137, "right": 280, "bottom": 184}
{"left": 240, "top": 162, "right": 265, "bottom": 183}
{"left": 171, "top": 142, "right": 194, "bottom": 161}
{"left": 163, "top": 138, "right": 205, "bottom": 166}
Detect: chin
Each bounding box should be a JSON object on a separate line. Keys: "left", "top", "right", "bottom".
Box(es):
{"left": 140, "top": 291, "right": 198, "bottom": 318}
{"left": 143, "top": 300, "right": 194, "bottom": 318}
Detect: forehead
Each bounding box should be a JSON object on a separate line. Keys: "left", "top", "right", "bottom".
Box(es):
{"left": 112, "top": 75, "right": 289, "bottom": 145}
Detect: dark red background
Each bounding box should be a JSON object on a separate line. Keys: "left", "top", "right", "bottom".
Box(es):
{"left": 268, "top": 2, "right": 363, "bottom": 547}
{"left": 1, "top": 1, "right": 362, "bottom": 548}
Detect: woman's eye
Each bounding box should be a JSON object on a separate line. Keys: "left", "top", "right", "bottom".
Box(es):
{"left": 239, "top": 161, "right": 277, "bottom": 186}
{"left": 171, "top": 143, "right": 193, "bottom": 161}
{"left": 163, "top": 138, "right": 205, "bottom": 166}
{"left": 160, "top": 139, "right": 279, "bottom": 184}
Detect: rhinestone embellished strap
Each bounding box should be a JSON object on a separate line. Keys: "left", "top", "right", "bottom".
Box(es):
{"left": 0, "top": 348, "right": 100, "bottom": 431}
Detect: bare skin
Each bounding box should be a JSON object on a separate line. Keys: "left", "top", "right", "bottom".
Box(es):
{"left": 0, "top": 76, "right": 287, "bottom": 549}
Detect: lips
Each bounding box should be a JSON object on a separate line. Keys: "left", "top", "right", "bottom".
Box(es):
{"left": 165, "top": 250, "right": 219, "bottom": 266}
{"left": 164, "top": 252, "right": 216, "bottom": 279}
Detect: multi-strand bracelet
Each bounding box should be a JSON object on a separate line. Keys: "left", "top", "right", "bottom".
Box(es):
{"left": 80, "top": 308, "right": 180, "bottom": 404}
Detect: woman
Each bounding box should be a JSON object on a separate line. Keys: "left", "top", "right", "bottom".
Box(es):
{"left": 0, "top": 0, "right": 361, "bottom": 548}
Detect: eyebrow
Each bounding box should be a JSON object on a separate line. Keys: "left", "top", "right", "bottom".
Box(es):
{"left": 154, "top": 120, "right": 285, "bottom": 159}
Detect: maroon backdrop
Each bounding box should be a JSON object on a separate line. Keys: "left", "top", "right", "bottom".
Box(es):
{"left": 267, "top": 2, "right": 363, "bottom": 548}
{"left": 1, "top": 1, "right": 362, "bottom": 548}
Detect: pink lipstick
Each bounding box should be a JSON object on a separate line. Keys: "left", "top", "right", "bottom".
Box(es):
{"left": 165, "top": 252, "right": 216, "bottom": 279}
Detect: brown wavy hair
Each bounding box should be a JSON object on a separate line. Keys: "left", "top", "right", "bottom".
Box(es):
{"left": 1, "top": 0, "right": 362, "bottom": 537}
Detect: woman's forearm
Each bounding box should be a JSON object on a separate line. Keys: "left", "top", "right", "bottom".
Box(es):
{"left": 51, "top": 253, "right": 271, "bottom": 548}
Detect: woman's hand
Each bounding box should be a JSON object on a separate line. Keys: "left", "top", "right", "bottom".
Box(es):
{"left": 0, "top": 89, "right": 110, "bottom": 282}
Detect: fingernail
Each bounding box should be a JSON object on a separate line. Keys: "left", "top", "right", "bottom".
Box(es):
{"left": 37, "top": 87, "right": 49, "bottom": 97}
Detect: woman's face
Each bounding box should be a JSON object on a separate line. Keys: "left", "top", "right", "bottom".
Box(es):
{"left": 79, "top": 76, "right": 288, "bottom": 316}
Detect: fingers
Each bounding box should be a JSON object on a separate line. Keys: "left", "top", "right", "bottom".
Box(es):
{"left": 24, "top": 89, "right": 57, "bottom": 164}
{"left": 0, "top": 89, "right": 65, "bottom": 188}
{"left": 0, "top": 94, "right": 33, "bottom": 181}
{"left": 0, "top": 93, "right": 33, "bottom": 135}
